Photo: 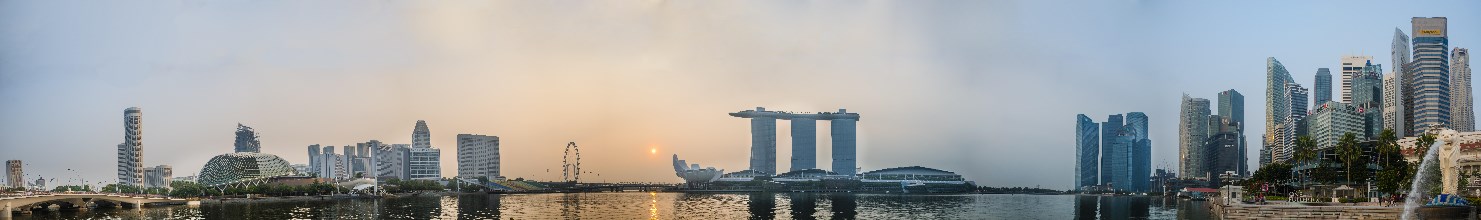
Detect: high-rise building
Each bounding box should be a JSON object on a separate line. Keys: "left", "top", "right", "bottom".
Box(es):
{"left": 1383, "top": 72, "right": 1407, "bottom": 136}
{"left": 1453, "top": 48, "right": 1473, "bottom": 132}
{"left": 234, "top": 124, "right": 260, "bottom": 153}
{"left": 1353, "top": 61, "right": 1385, "bottom": 137}
{"left": 830, "top": 112, "right": 859, "bottom": 176}
{"left": 1315, "top": 68, "right": 1333, "bottom": 105}
{"left": 1410, "top": 17, "right": 1450, "bottom": 132}
{"left": 143, "top": 165, "right": 172, "bottom": 188}
{"left": 118, "top": 107, "right": 144, "bottom": 186}
{"left": 1310, "top": 101, "right": 1366, "bottom": 149}
{"left": 1393, "top": 28, "right": 1416, "bottom": 136}
{"left": 1103, "top": 131, "right": 1133, "bottom": 191}
{"left": 408, "top": 121, "right": 442, "bottom": 180}
{"left": 1275, "top": 83, "right": 1310, "bottom": 164}
{"left": 351, "top": 140, "right": 381, "bottom": 178}
{"left": 307, "top": 145, "right": 321, "bottom": 176}
{"left": 1203, "top": 116, "right": 1242, "bottom": 184}
{"left": 456, "top": 134, "right": 500, "bottom": 180}
{"left": 1102, "top": 114, "right": 1123, "bottom": 185}
{"left": 413, "top": 120, "right": 432, "bottom": 149}
{"left": 1265, "top": 57, "right": 1295, "bottom": 162}
{"left": 791, "top": 118, "right": 817, "bottom": 172}
{"left": 5, "top": 160, "right": 21, "bottom": 188}
{"left": 1341, "top": 56, "right": 1375, "bottom": 103}
{"left": 1075, "top": 114, "right": 1099, "bottom": 190}
{"left": 1126, "top": 112, "right": 1151, "bottom": 192}
{"left": 1217, "top": 89, "right": 1246, "bottom": 175}
{"left": 1180, "top": 95, "right": 1211, "bottom": 178}
{"left": 376, "top": 144, "right": 411, "bottom": 180}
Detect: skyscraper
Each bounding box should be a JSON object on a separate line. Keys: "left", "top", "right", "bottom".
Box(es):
{"left": 118, "top": 107, "right": 144, "bottom": 186}
{"left": 234, "top": 123, "right": 261, "bottom": 153}
{"left": 1075, "top": 114, "right": 1099, "bottom": 190}
{"left": 1383, "top": 72, "right": 1407, "bottom": 136}
{"left": 307, "top": 144, "right": 321, "bottom": 176}
{"left": 1265, "top": 57, "right": 1295, "bottom": 159}
{"left": 1410, "top": 17, "right": 1450, "bottom": 132}
{"left": 1393, "top": 27, "right": 1416, "bottom": 136}
{"left": 5, "top": 160, "right": 20, "bottom": 188}
{"left": 410, "top": 120, "right": 442, "bottom": 180}
{"left": 456, "top": 134, "right": 500, "bottom": 180}
{"left": 1102, "top": 114, "right": 1123, "bottom": 185}
{"left": 1125, "top": 112, "right": 1151, "bottom": 192}
{"left": 1341, "top": 55, "right": 1375, "bottom": 103}
{"left": 1217, "top": 89, "right": 1246, "bottom": 175}
{"left": 1180, "top": 95, "right": 1211, "bottom": 178}
{"left": 1311, "top": 101, "right": 1365, "bottom": 149}
{"left": 1453, "top": 48, "right": 1473, "bottom": 132}
{"left": 1353, "top": 61, "right": 1386, "bottom": 137}
{"left": 1315, "top": 68, "right": 1333, "bottom": 105}
{"left": 143, "top": 165, "right": 172, "bottom": 188}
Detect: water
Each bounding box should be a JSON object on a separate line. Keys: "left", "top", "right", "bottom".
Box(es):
{"left": 1403, "top": 140, "right": 1446, "bottom": 220}
{"left": 10, "top": 193, "right": 1209, "bottom": 219}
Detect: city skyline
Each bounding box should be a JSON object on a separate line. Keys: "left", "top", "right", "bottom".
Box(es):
{"left": 2, "top": 1, "right": 1480, "bottom": 190}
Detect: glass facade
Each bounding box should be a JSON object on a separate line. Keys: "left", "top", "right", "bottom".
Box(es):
{"left": 1410, "top": 17, "right": 1450, "bottom": 132}
{"left": 1315, "top": 68, "right": 1333, "bottom": 105}
{"left": 1180, "top": 95, "right": 1210, "bottom": 177}
{"left": 1075, "top": 114, "right": 1099, "bottom": 190}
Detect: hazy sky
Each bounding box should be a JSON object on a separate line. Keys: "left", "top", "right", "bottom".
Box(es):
{"left": 1, "top": 1, "right": 1478, "bottom": 189}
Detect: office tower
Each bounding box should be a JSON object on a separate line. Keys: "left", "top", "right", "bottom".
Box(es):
{"left": 790, "top": 118, "right": 817, "bottom": 172}
{"left": 1311, "top": 101, "right": 1365, "bottom": 149}
{"left": 1102, "top": 114, "right": 1124, "bottom": 185}
{"left": 457, "top": 134, "right": 501, "bottom": 180}
{"left": 1259, "top": 146, "right": 1272, "bottom": 167}
{"left": 1217, "top": 89, "right": 1246, "bottom": 174}
{"left": 1180, "top": 95, "right": 1211, "bottom": 178}
{"left": 1453, "top": 48, "right": 1473, "bottom": 131}
{"left": 1075, "top": 114, "right": 1099, "bottom": 190}
{"left": 376, "top": 144, "right": 411, "bottom": 180}
{"left": 352, "top": 140, "right": 381, "bottom": 178}
{"left": 234, "top": 124, "right": 261, "bottom": 153}
{"left": 1274, "top": 83, "right": 1310, "bottom": 164}
{"left": 1384, "top": 72, "right": 1407, "bottom": 136}
{"left": 1394, "top": 28, "right": 1416, "bottom": 136}
{"left": 5, "top": 160, "right": 20, "bottom": 188}
{"left": 1315, "top": 68, "right": 1333, "bottom": 105}
{"left": 1204, "top": 116, "right": 1242, "bottom": 184}
{"left": 1265, "top": 58, "right": 1295, "bottom": 160}
{"left": 307, "top": 145, "right": 321, "bottom": 176}
{"left": 143, "top": 165, "right": 172, "bottom": 188}
{"left": 1104, "top": 132, "right": 1133, "bottom": 192}
{"left": 1125, "top": 112, "right": 1151, "bottom": 192}
{"left": 1341, "top": 56, "right": 1375, "bottom": 103}
{"left": 1353, "top": 61, "right": 1385, "bottom": 137}
{"left": 119, "top": 107, "right": 144, "bottom": 186}
{"left": 1411, "top": 17, "right": 1450, "bottom": 132}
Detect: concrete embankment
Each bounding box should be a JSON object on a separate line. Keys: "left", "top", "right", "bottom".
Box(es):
{"left": 1209, "top": 200, "right": 1402, "bottom": 219}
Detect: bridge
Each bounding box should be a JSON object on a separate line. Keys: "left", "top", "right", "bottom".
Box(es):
{"left": 1, "top": 193, "right": 190, "bottom": 217}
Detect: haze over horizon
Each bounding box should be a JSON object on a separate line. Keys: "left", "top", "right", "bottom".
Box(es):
{"left": 2, "top": 1, "right": 1478, "bottom": 189}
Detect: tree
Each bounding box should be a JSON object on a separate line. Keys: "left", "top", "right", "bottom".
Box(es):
{"left": 1374, "top": 129, "right": 1412, "bottom": 195}
{"left": 1335, "top": 133, "right": 1363, "bottom": 185}
{"left": 1293, "top": 136, "right": 1318, "bottom": 164}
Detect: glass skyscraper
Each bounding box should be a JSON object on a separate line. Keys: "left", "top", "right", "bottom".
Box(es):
{"left": 1410, "top": 17, "right": 1450, "bottom": 132}
{"left": 1075, "top": 114, "right": 1099, "bottom": 190}
{"left": 1217, "top": 90, "right": 1246, "bottom": 175}
{"left": 1125, "top": 112, "right": 1151, "bottom": 192}
{"left": 1452, "top": 48, "right": 1473, "bottom": 132}
{"left": 1180, "top": 95, "right": 1210, "bottom": 178}
{"left": 1315, "top": 68, "right": 1333, "bottom": 105}
{"left": 1101, "top": 114, "right": 1123, "bottom": 186}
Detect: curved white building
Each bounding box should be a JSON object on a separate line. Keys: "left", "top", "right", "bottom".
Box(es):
{"left": 118, "top": 107, "right": 144, "bottom": 186}
{"left": 671, "top": 154, "right": 722, "bottom": 184}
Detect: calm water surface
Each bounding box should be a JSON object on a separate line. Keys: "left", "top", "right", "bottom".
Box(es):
{"left": 11, "top": 193, "right": 1211, "bottom": 219}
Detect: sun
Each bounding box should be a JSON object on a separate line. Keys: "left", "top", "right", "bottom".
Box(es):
{"left": 650, "top": 148, "right": 657, "bottom": 154}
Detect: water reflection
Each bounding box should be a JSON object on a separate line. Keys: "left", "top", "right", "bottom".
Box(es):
{"left": 1073, "top": 195, "right": 1205, "bottom": 219}
{"left": 10, "top": 193, "right": 1211, "bottom": 219}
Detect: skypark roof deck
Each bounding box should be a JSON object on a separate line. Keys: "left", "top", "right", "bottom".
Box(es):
{"left": 728, "top": 107, "right": 861, "bottom": 120}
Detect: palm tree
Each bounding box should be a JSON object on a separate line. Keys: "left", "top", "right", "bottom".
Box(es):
{"left": 1336, "top": 133, "right": 1362, "bottom": 185}
{"left": 1293, "top": 136, "right": 1318, "bottom": 164}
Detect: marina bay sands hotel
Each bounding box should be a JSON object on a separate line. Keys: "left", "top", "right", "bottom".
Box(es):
{"left": 729, "top": 107, "right": 860, "bottom": 176}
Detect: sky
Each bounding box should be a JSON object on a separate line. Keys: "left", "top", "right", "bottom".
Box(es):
{"left": 1, "top": 1, "right": 1478, "bottom": 190}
